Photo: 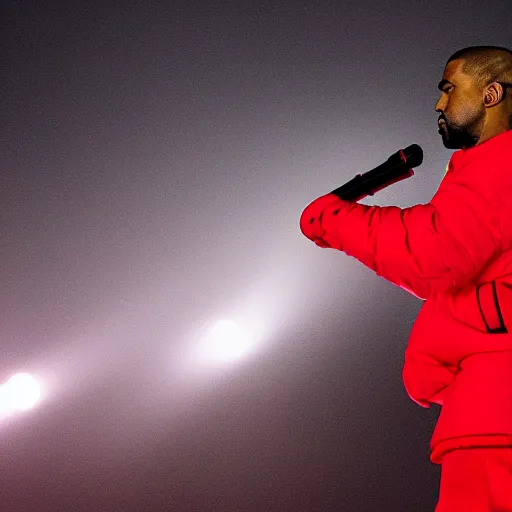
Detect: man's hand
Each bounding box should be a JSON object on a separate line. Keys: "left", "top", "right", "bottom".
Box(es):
{"left": 299, "top": 193, "right": 346, "bottom": 248}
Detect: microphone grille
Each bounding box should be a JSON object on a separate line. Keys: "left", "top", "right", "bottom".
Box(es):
{"left": 402, "top": 144, "right": 423, "bottom": 168}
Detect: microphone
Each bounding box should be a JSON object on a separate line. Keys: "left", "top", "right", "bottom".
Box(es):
{"left": 330, "top": 144, "right": 423, "bottom": 201}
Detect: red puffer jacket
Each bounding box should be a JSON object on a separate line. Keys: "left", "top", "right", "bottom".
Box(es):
{"left": 300, "top": 130, "right": 512, "bottom": 463}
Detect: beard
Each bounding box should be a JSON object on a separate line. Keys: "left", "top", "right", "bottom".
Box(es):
{"left": 438, "top": 110, "right": 484, "bottom": 150}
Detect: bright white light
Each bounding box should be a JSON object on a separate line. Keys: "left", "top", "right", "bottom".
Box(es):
{"left": 0, "top": 373, "right": 41, "bottom": 414}
{"left": 202, "top": 319, "right": 255, "bottom": 362}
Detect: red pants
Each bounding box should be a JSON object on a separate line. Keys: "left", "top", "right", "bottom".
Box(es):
{"left": 436, "top": 448, "right": 512, "bottom": 511}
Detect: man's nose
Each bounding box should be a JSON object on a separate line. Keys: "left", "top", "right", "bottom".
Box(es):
{"left": 435, "top": 96, "right": 446, "bottom": 113}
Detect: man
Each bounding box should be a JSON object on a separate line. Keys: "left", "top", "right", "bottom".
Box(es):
{"left": 300, "top": 46, "right": 512, "bottom": 511}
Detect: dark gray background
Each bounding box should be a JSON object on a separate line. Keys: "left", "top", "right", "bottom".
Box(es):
{"left": 1, "top": 1, "right": 510, "bottom": 511}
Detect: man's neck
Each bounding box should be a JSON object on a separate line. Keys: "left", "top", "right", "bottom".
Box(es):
{"left": 476, "top": 119, "right": 511, "bottom": 146}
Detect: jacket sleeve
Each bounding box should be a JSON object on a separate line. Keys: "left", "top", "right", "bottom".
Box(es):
{"left": 300, "top": 156, "right": 505, "bottom": 299}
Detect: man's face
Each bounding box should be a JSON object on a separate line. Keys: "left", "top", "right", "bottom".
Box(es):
{"left": 435, "top": 59, "right": 486, "bottom": 149}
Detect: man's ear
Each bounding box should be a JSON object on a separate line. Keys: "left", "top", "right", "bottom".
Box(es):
{"left": 483, "top": 82, "right": 505, "bottom": 107}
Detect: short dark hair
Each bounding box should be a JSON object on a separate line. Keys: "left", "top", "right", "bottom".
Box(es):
{"left": 447, "top": 46, "right": 512, "bottom": 87}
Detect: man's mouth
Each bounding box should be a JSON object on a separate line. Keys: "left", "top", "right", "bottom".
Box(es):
{"left": 437, "top": 119, "right": 447, "bottom": 136}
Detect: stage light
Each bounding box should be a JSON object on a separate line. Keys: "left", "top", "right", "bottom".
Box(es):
{"left": 202, "top": 319, "right": 255, "bottom": 363}
{"left": 0, "top": 373, "right": 41, "bottom": 414}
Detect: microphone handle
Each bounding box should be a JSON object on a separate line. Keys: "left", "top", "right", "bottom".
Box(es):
{"left": 331, "top": 159, "right": 414, "bottom": 202}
